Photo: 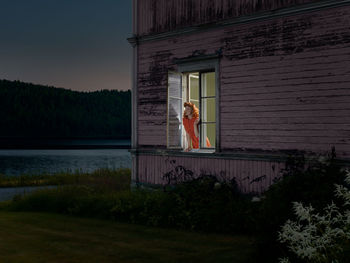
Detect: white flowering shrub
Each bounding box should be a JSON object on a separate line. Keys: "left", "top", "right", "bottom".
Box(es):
{"left": 278, "top": 170, "right": 350, "bottom": 263}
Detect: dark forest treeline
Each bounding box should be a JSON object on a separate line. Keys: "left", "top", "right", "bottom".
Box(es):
{"left": 0, "top": 79, "right": 131, "bottom": 139}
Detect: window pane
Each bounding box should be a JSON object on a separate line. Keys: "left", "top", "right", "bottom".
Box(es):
{"left": 168, "top": 72, "right": 182, "bottom": 148}
{"left": 201, "top": 123, "right": 215, "bottom": 148}
{"left": 169, "top": 98, "right": 182, "bottom": 120}
{"left": 201, "top": 97, "right": 216, "bottom": 123}
{"left": 201, "top": 72, "right": 215, "bottom": 97}
{"left": 168, "top": 74, "right": 181, "bottom": 98}
{"left": 168, "top": 121, "right": 182, "bottom": 147}
{"left": 189, "top": 73, "right": 199, "bottom": 108}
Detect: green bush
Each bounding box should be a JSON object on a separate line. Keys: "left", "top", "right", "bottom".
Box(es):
{"left": 255, "top": 152, "right": 348, "bottom": 262}
{"left": 5, "top": 172, "right": 257, "bottom": 234}
{"left": 3, "top": 168, "right": 131, "bottom": 219}
{"left": 278, "top": 171, "right": 350, "bottom": 263}
{"left": 110, "top": 175, "right": 257, "bottom": 233}
{"left": 9, "top": 185, "right": 122, "bottom": 219}
{"left": 167, "top": 175, "right": 257, "bottom": 233}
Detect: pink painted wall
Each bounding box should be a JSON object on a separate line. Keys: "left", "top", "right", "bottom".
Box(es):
{"left": 136, "top": 0, "right": 319, "bottom": 36}
{"left": 137, "top": 5, "right": 350, "bottom": 159}
{"left": 137, "top": 154, "right": 284, "bottom": 193}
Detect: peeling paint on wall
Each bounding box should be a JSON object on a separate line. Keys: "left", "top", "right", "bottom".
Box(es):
{"left": 137, "top": 0, "right": 320, "bottom": 36}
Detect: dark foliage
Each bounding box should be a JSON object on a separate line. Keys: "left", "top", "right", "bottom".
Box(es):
{"left": 6, "top": 170, "right": 257, "bottom": 234}
{"left": 4, "top": 152, "right": 349, "bottom": 262}
{"left": 111, "top": 174, "right": 257, "bottom": 233}
{"left": 255, "top": 150, "right": 348, "bottom": 262}
{"left": 0, "top": 79, "right": 131, "bottom": 138}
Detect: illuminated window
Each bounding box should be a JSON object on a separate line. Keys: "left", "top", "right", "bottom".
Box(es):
{"left": 167, "top": 71, "right": 216, "bottom": 150}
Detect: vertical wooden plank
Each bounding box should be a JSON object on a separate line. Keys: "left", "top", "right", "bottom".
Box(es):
{"left": 142, "top": 155, "right": 146, "bottom": 183}
{"left": 220, "top": 158, "right": 225, "bottom": 180}
{"left": 275, "top": 161, "right": 281, "bottom": 181}
{"left": 143, "top": 155, "right": 147, "bottom": 183}
{"left": 230, "top": 159, "right": 235, "bottom": 182}
{"left": 236, "top": 160, "right": 242, "bottom": 192}
{"left": 268, "top": 161, "right": 273, "bottom": 191}
{"left": 229, "top": 158, "right": 233, "bottom": 182}
{"left": 149, "top": 155, "right": 153, "bottom": 184}
{"left": 215, "top": 158, "right": 220, "bottom": 178}
{"left": 249, "top": 160, "right": 255, "bottom": 194}
{"left": 138, "top": 155, "right": 142, "bottom": 183}
{"left": 191, "top": 157, "right": 199, "bottom": 178}
{"left": 156, "top": 155, "right": 160, "bottom": 184}
{"left": 163, "top": 155, "right": 168, "bottom": 185}
{"left": 205, "top": 158, "right": 212, "bottom": 176}
{"left": 198, "top": 157, "right": 204, "bottom": 176}
{"left": 166, "top": 155, "right": 173, "bottom": 183}
{"left": 188, "top": 156, "right": 193, "bottom": 179}
{"left": 150, "top": 155, "right": 154, "bottom": 184}
{"left": 244, "top": 160, "right": 250, "bottom": 194}
{"left": 154, "top": 155, "right": 158, "bottom": 185}
{"left": 221, "top": 158, "right": 225, "bottom": 180}
{"left": 147, "top": 155, "right": 151, "bottom": 184}
{"left": 159, "top": 155, "right": 165, "bottom": 185}
{"left": 226, "top": 158, "right": 231, "bottom": 180}
{"left": 139, "top": 155, "right": 143, "bottom": 183}
{"left": 176, "top": 156, "right": 182, "bottom": 181}
{"left": 212, "top": 158, "right": 217, "bottom": 176}
{"left": 233, "top": 159, "right": 238, "bottom": 186}
{"left": 154, "top": 155, "right": 158, "bottom": 184}
{"left": 249, "top": 160, "right": 253, "bottom": 193}
{"left": 159, "top": 155, "right": 163, "bottom": 185}
{"left": 243, "top": 160, "right": 248, "bottom": 193}
{"left": 192, "top": 157, "right": 197, "bottom": 178}
{"left": 233, "top": 159, "right": 238, "bottom": 190}
{"left": 198, "top": 157, "right": 204, "bottom": 177}
{"left": 207, "top": 158, "right": 212, "bottom": 176}
{"left": 252, "top": 160, "right": 257, "bottom": 194}
{"left": 263, "top": 160, "right": 268, "bottom": 192}
{"left": 190, "top": 156, "right": 195, "bottom": 178}
{"left": 258, "top": 160, "right": 263, "bottom": 193}
{"left": 197, "top": 157, "right": 201, "bottom": 177}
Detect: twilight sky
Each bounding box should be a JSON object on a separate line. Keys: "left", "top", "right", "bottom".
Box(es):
{"left": 0, "top": 0, "right": 132, "bottom": 92}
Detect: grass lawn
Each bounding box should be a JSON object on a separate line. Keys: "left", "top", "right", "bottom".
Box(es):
{"left": 0, "top": 211, "right": 256, "bottom": 263}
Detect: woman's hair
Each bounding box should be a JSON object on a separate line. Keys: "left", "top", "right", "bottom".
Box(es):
{"left": 183, "top": 102, "right": 199, "bottom": 119}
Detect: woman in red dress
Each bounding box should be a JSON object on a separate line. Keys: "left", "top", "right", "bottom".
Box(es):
{"left": 183, "top": 102, "right": 211, "bottom": 152}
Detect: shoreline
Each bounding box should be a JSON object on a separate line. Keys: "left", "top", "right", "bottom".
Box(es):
{"left": 0, "top": 138, "right": 131, "bottom": 150}
{"left": 0, "top": 145, "right": 131, "bottom": 150}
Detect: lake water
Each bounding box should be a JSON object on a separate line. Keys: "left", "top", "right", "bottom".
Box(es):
{"left": 0, "top": 140, "right": 132, "bottom": 176}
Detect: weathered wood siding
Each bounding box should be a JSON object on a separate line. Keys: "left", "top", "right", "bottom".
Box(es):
{"left": 137, "top": 153, "right": 284, "bottom": 193}
{"left": 136, "top": 0, "right": 319, "bottom": 36}
{"left": 137, "top": 5, "right": 350, "bottom": 159}
{"left": 220, "top": 6, "right": 350, "bottom": 158}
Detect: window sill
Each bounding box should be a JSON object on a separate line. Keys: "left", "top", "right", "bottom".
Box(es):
{"left": 182, "top": 149, "right": 215, "bottom": 154}
{"left": 130, "top": 147, "right": 350, "bottom": 163}
{"left": 130, "top": 148, "right": 216, "bottom": 157}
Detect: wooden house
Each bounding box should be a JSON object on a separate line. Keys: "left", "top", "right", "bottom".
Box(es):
{"left": 128, "top": 0, "right": 350, "bottom": 193}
